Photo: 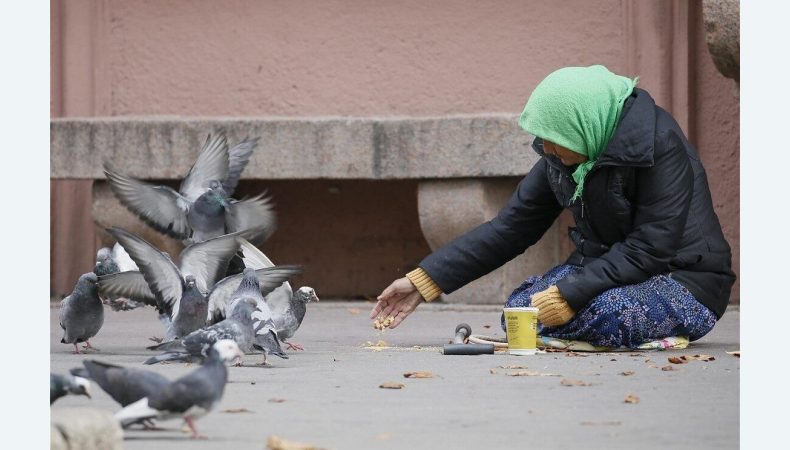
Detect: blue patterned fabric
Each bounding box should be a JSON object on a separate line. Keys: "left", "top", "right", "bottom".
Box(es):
{"left": 502, "top": 264, "right": 717, "bottom": 348}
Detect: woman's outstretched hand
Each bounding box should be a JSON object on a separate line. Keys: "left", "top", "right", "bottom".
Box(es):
{"left": 369, "top": 277, "right": 425, "bottom": 329}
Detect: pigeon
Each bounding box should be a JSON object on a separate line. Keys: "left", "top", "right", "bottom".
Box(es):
{"left": 103, "top": 132, "right": 275, "bottom": 246}
{"left": 97, "top": 227, "right": 242, "bottom": 342}
{"left": 238, "top": 239, "right": 319, "bottom": 350}
{"left": 145, "top": 267, "right": 294, "bottom": 365}
{"left": 81, "top": 360, "right": 170, "bottom": 406}
{"left": 115, "top": 339, "right": 243, "bottom": 439}
{"left": 51, "top": 373, "right": 91, "bottom": 404}
{"left": 94, "top": 243, "right": 144, "bottom": 311}
{"left": 59, "top": 272, "right": 104, "bottom": 354}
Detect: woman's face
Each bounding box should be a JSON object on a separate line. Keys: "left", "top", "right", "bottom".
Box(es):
{"left": 543, "top": 140, "right": 588, "bottom": 166}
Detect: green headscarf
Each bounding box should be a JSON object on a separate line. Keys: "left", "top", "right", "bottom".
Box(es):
{"left": 518, "top": 65, "right": 638, "bottom": 202}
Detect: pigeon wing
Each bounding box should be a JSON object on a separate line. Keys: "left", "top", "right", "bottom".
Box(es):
{"left": 104, "top": 166, "right": 191, "bottom": 240}
{"left": 179, "top": 132, "right": 230, "bottom": 202}
{"left": 225, "top": 194, "right": 277, "bottom": 245}
{"left": 107, "top": 228, "right": 184, "bottom": 317}
{"left": 178, "top": 233, "right": 242, "bottom": 293}
{"left": 205, "top": 266, "right": 303, "bottom": 324}
{"left": 238, "top": 239, "right": 293, "bottom": 313}
{"left": 98, "top": 271, "right": 157, "bottom": 307}
{"left": 149, "top": 368, "right": 220, "bottom": 412}
{"left": 112, "top": 243, "right": 139, "bottom": 272}
{"left": 223, "top": 137, "right": 258, "bottom": 196}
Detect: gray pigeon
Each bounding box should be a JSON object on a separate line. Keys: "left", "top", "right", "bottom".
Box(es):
{"left": 145, "top": 267, "right": 294, "bottom": 364}
{"left": 94, "top": 244, "right": 144, "bottom": 311}
{"left": 59, "top": 273, "right": 104, "bottom": 354}
{"left": 238, "top": 239, "right": 319, "bottom": 350}
{"left": 115, "top": 339, "right": 243, "bottom": 439}
{"left": 97, "top": 227, "right": 242, "bottom": 342}
{"left": 51, "top": 373, "right": 91, "bottom": 404}
{"left": 103, "top": 132, "right": 275, "bottom": 246}
{"left": 81, "top": 360, "right": 170, "bottom": 407}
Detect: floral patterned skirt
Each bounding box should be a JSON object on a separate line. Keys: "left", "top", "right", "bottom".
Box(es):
{"left": 501, "top": 264, "right": 718, "bottom": 348}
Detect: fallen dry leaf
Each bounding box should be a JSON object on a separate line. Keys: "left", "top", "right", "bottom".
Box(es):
{"left": 403, "top": 371, "right": 434, "bottom": 379}
{"left": 560, "top": 379, "right": 591, "bottom": 386}
{"left": 483, "top": 325, "right": 492, "bottom": 329}
{"left": 624, "top": 394, "right": 640, "bottom": 404}
{"left": 268, "top": 398, "right": 286, "bottom": 403}
{"left": 668, "top": 356, "right": 688, "bottom": 364}
{"left": 499, "top": 365, "right": 529, "bottom": 369}
{"left": 221, "top": 408, "right": 253, "bottom": 413}
{"left": 619, "top": 370, "right": 635, "bottom": 376}
{"left": 684, "top": 354, "right": 715, "bottom": 362}
{"left": 506, "top": 371, "right": 561, "bottom": 377}
{"left": 489, "top": 368, "right": 497, "bottom": 374}
{"left": 661, "top": 365, "right": 677, "bottom": 371}
{"left": 379, "top": 382, "right": 405, "bottom": 389}
{"left": 266, "top": 435, "right": 324, "bottom": 450}
{"left": 648, "top": 364, "right": 658, "bottom": 369}
{"left": 727, "top": 351, "right": 740, "bottom": 358}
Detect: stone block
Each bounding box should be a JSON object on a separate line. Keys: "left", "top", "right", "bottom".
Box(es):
{"left": 50, "top": 407, "right": 123, "bottom": 450}
{"left": 703, "top": 0, "right": 739, "bottom": 84}
{"left": 417, "top": 179, "right": 561, "bottom": 304}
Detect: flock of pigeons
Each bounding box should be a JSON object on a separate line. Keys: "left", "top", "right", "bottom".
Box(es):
{"left": 51, "top": 132, "right": 319, "bottom": 439}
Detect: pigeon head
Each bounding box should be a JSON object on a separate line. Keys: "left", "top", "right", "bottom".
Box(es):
{"left": 93, "top": 247, "right": 119, "bottom": 276}
{"left": 211, "top": 339, "right": 244, "bottom": 365}
{"left": 295, "top": 286, "right": 319, "bottom": 303}
{"left": 184, "top": 275, "right": 197, "bottom": 288}
{"left": 68, "top": 376, "right": 92, "bottom": 399}
{"left": 75, "top": 273, "right": 99, "bottom": 296}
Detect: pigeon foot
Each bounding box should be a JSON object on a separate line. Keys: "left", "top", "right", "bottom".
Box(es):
{"left": 286, "top": 342, "right": 304, "bottom": 351}
{"left": 185, "top": 417, "right": 207, "bottom": 439}
{"left": 83, "top": 340, "right": 100, "bottom": 351}
{"left": 72, "top": 344, "right": 81, "bottom": 354}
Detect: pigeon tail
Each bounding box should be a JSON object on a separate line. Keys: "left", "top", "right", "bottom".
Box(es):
{"left": 146, "top": 339, "right": 184, "bottom": 352}
{"left": 143, "top": 352, "right": 185, "bottom": 365}
{"left": 115, "top": 397, "right": 158, "bottom": 427}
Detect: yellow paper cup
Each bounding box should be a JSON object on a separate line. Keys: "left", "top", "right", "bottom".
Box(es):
{"left": 503, "top": 307, "right": 538, "bottom": 355}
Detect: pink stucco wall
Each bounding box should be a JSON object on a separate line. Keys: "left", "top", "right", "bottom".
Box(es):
{"left": 51, "top": 0, "right": 739, "bottom": 301}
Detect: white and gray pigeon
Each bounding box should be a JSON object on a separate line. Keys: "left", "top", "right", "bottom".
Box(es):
{"left": 59, "top": 272, "right": 104, "bottom": 354}
{"left": 103, "top": 132, "right": 275, "bottom": 246}
{"left": 97, "top": 227, "right": 242, "bottom": 343}
{"left": 145, "top": 268, "right": 293, "bottom": 365}
{"left": 50, "top": 373, "right": 91, "bottom": 405}
{"left": 94, "top": 243, "right": 143, "bottom": 311}
{"left": 238, "top": 239, "right": 319, "bottom": 350}
{"left": 115, "top": 339, "right": 243, "bottom": 439}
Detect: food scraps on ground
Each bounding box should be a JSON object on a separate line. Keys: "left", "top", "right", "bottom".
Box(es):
{"left": 500, "top": 365, "right": 528, "bottom": 369}
{"left": 363, "top": 340, "right": 390, "bottom": 351}
{"left": 669, "top": 354, "right": 715, "bottom": 364}
{"left": 506, "top": 371, "right": 561, "bottom": 377}
{"left": 560, "top": 378, "right": 591, "bottom": 386}
{"left": 619, "top": 370, "right": 635, "bottom": 376}
{"left": 403, "top": 371, "right": 434, "bottom": 379}
{"left": 624, "top": 394, "right": 640, "bottom": 404}
{"left": 379, "top": 382, "right": 405, "bottom": 389}
{"left": 661, "top": 365, "right": 677, "bottom": 371}
{"left": 266, "top": 435, "right": 324, "bottom": 450}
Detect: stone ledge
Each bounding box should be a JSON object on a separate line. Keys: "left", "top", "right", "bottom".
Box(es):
{"left": 51, "top": 407, "right": 123, "bottom": 450}
{"left": 50, "top": 115, "right": 536, "bottom": 179}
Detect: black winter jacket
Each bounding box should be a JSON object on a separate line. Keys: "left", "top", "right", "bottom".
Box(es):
{"left": 419, "top": 88, "right": 735, "bottom": 318}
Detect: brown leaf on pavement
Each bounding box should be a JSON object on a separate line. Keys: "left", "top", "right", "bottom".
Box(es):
{"left": 489, "top": 368, "right": 497, "bottom": 374}
{"left": 668, "top": 356, "right": 688, "bottom": 364}
{"left": 624, "top": 394, "right": 640, "bottom": 404}
{"left": 619, "top": 370, "right": 635, "bottom": 376}
{"left": 266, "top": 435, "right": 325, "bottom": 450}
{"left": 268, "top": 398, "right": 286, "bottom": 403}
{"left": 560, "top": 378, "right": 591, "bottom": 386}
{"left": 403, "top": 371, "right": 434, "bottom": 379}
{"left": 507, "top": 371, "right": 561, "bottom": 377}
{"left": 661, "top": 365, "right": 677, "bottom": 371}
{"left": 727, "top": 351, "right": 740, "bottom": 358}
{"left": 379, "top": 382, "right": 405, "bottom": 389}
{"left": 684, "top": 354, "right": 715, "bottom": 362}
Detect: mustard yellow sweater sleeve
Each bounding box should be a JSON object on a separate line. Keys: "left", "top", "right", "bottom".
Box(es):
{"left": 406, "top": 268, "right": 442, "bottom": 302}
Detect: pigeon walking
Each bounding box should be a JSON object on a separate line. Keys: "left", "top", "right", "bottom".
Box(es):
{"left": 104, "top": 132, "right": 275, "bottom": 246}
{"left": 51, "top": 373, "right": 91, "bottom": 404}
{"left": 115, "top": 339, "right": 243, "bottom": 439}
{"left": 81, "top": 360, "right": 170, "bottom": 408}
{"left": 97, "top": 227, "right": 242, "bottom": 342}
{"left": 146, "top": 268, "right": 293, "bottom": 365}
{"left": 238, "top": 239, "right": 319, "bottom": 350}
{"left": 59, "top": 273, "right": 104, "bottom": 354}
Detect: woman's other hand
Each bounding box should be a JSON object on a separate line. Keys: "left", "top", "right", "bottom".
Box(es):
{"left": 369, "top": 277, "right": 425, "bottom": 329}
{"left": 531, "top": 285, "right": 575, "bottom": 326}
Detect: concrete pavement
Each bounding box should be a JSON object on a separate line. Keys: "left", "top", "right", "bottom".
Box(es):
{"left": 50, "top": 301, "right": 739, "bottom": 450}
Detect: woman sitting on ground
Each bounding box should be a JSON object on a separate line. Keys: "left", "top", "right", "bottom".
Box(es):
{"left": 370, "top": 65, "right": 735, "bottom": 348}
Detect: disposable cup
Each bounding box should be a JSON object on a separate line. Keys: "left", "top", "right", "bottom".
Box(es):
{"left": 503, "top": 307, "right": 538, "bottom": 355}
